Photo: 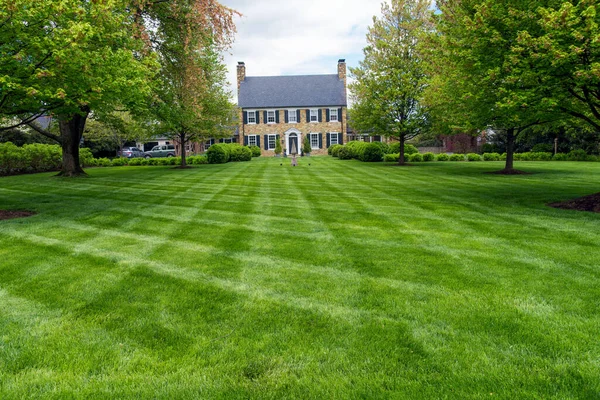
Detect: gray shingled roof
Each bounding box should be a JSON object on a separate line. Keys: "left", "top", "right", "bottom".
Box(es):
{"left": 238, "top": 74, "right": 347, "bottom": 109}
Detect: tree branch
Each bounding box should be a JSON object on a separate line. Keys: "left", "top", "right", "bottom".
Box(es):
{"left": 27, "top": 122, "right": 62, "bottom": 144}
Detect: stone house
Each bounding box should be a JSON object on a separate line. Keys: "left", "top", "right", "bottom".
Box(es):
{"left": 237, "top": 60, "right": 348, "bottom": 156}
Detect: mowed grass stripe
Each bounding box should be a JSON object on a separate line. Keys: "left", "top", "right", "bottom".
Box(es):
{"left": 1, "top": 158, "right": 600, "bottom": 398}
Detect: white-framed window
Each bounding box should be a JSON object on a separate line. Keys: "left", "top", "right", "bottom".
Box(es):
{"left": 268, "top": 134, "right": 276, "bottom": 150}
{"left": 310, "top": 133, "right": 320, "bottom": 149}
{"left": 330, "top": 108, "right": 338, "bottom": 122}
{"left": 248, "top": 135, "right": 257, "bottom": 147}
{"left": 247, "top": 110, "right": 257, "bottom": 124}
{"left": 288, "top": 109, "right": 297, "bottom": 123}
{"left": 329, "top": 132, "right": 339, "bottom": 146}
{"left": 267, "top": 110, "right": 276, "bottom": 124}
{"left": 310, "top": 109, "right": 318, "bottom": 122}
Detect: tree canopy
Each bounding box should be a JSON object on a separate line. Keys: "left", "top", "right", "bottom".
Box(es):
{"left": 350, "top": 0, "right": 432, "bottom": 165}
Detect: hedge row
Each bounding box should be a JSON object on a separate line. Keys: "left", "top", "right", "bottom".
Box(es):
{"left": 206, "top": 143, "right": 253, "bottom": 164}
{"left": 329, "top": 141, "right": 420, "bottom": 162}
{"left": 382, "top": 150, "right": 599, "bottom": 163}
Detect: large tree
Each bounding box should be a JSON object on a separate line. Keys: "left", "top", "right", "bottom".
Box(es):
{"left": 425, "top": 1, "right": 567, "bottom": 173}
{"left": 0, "top": 0, "right": 156, "bottom": 176}
{"left": 140, "top": 0, "right": 238, "bottom": 168}
{"left": 349, "top": 0, "right": 433, "bottom": 165}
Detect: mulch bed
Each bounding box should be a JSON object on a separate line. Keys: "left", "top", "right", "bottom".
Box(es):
{"left": 548, "top": 193, "right": 600, "bottom": 213}
{"left": 0, "top": 210, "right": 37, "bottom": 220}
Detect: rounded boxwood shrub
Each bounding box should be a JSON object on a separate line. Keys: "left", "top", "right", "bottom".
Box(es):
{"left": 329, "top": 144, "right": 343, "bottom": 157}
{"left": 338, "top": 146, "right": 353, "bottom": 160}
{"left": 370, "top": 141, "right": 390, "bottom": 154}
{"left": 567, "top": 149, "right": 588, "bottom": 161}
{"left": 140, "top": 158, "right": 150, "bottom": 166}
{"left": 449, "top": 153, "right": 465, "bottom": 161}
{"left": 360, "top": 142, "right": 384, "bottom": 162}
{"left": 111, "top": 158, "right": 127, "bottom": 166}
{"left": 531, "top": 152, "right": 553, "bottom": 161}
{"left": 409, "top": 153, "right": 423, "bottom": 162}
{"left": 128, "top": 158, "right": 143, "bottom": 166}
{"left": 467, "top": 153, "right": 482, "bottom": 161}
{"left": 422, "top": 152, "right": 435, "bottom": 162}
{"left": 248, "top": 145, "right": 261, "bottom": 157}
{"left": 230, "top": 144, "right": 252, "bottom": 162}
{"left": 97, "top": 158, "right": 112, "bottom": 167}
{"left": 436, "top": 153, "right": 449, "bottom": 161}
{"left": 388, "top": 142, "right": 419, "bottom": 155}
{"left": 553, "top": 153, "right": 568, "bottom": 161}
{"left": 384, "top": 153, "right": 399, "bottom": 162}
{"left": 207, "top": 143, "right": 230, "bottom": 164}
{"left": 345, "top": 141, "right": 368, "bottom": 159}
{"left": 483, "top": 152, "right": 500, "bottom": 161}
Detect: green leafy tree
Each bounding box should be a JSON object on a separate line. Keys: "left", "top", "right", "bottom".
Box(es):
{"left": 509, "top": 1, "right": 600, "bottom": 131}
{"left": 349, "top": 0, "right": 432, "bottom": 165}
{"left": 274, "top": 136, "right": 282, "bottom": 155}
{"left": 84, "top": 112, "right": 152, "bottom": 157}
{"left": 0, "top": 0, "right": 157, "bottom": 176}
{"left": 425, "top": 0, "right": 566, "bottom": 173}
{"left": 140, "top": 1, "right": 239, "bottom": 168}
{"left": 302, "top": 136, "right": 311, "bottom": 155}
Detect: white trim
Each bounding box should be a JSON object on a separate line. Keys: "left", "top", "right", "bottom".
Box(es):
{"left": 288, "top": 109, "right": 297, "bottom": 123}
{"left": 329, "top": 132, "right": 339, "bottom": 146}
{"left": 284, "top": 128, "right": 301, "bottom": 156}
{"left": 247, "top": 134, "right": 257, "bottom": 147}
{"left": 267, "top": 110, "right": 276, "bottom": 124}
{"left": 329, "top": 108, "right": 338, "bottom": 122}
{"left": 247, "top": 110, "right": 257, "bottom": 124}
{"left": 310, "top": 108, "right": 319, "bottom": 123}
{"left": 310, "top": 132, "right": 320, "bottom": 150}
{"left": 267, "top": 134, "right": 277, "bottom": 150}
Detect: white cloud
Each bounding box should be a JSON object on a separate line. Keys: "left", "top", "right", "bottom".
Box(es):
{"left": 220, "top": 0, "right": 384, "bottom": 101}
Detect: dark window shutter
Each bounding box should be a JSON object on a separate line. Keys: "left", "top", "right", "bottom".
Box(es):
{"left": 297, "top": 110, "right": 301, "bottom": 122}
{"left": 318, "top": 109, "right": 322, "bottom": 122}
{"left": 318, "top": 133, "right": 323, "bottom": 149}
{"left": 338, "top": 108, "right": 342, "bottom": 122}
{"left": 244, "top": 136, "right": 248, "bottom": 146}
{"left": 284, "top": 110, "right": 289, "bottom": 123}
{"left": 306, "top": 109, "right": 310, "bottom": 122}
{"left": 326, "top": 133, "right": 331, "bottom": 148}
{"left": 256, "top": 135, "right": 261, "bottom": 148}
{"left": 275, "top": 110, "right": 280, "bottom": 124}
{"left": 276, "top": 134, "right": 280, "bottom": 141}
{"left": 326, "top": 109, "right": 330, "bottom": 122}
{"left": 255, "top": 111, "right": 260, "bottom": 123}
{"left": 338, "top": 133, "right": 343, "bottom": 145}
{"left": 263, "top": 111, "right": 267, "bottom": 124}
{"left": 243, "top": 111, "right": 248, "bottom": 124}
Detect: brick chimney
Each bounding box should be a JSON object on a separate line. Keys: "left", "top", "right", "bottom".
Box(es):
{"left": 237, "top": 61, "right": 246, "bottom": 93}
{"left": 337, "top": 59, "right": 346, "bottom": 85}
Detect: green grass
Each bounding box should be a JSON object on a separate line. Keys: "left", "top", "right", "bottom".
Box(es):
{"left": 1, "top": 157, "right": 599, "bottom": 399}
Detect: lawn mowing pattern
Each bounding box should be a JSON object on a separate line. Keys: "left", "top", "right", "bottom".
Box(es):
{"left": 0, "top": 159, "right": 599, "bottom": 399}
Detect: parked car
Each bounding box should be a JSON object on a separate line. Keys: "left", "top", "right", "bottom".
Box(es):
{"left": 118, "top": 147, "right": 145, "bottom": 158}
{"left": 144, "top": 144, "right": 176, "bottom": 158}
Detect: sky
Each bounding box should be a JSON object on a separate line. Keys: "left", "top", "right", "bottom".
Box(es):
{"left": 220, "top": 0, "right": 386, "bottom": 102}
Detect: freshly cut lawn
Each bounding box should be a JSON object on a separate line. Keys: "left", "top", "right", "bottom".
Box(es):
{"left": 0, "top": 158, "right": 599, "bottom": 399}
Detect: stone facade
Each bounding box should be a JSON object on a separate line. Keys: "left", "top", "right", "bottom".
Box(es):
{"left": 238, "top": 60, "right": 348, "bottom": 157}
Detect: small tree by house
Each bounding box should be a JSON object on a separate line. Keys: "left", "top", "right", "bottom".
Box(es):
{"left": 302, "top": 136, "right": 311, "bottom": 156}
{"left": 275, "top": 137, "right": 282, "bottom": 156}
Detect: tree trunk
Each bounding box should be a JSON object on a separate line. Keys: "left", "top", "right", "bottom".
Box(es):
{"left": 398, "top": 134, "right": 406, "bottom": 165}
{"left": 180, "top": 132, "right": 187, "bottom": 167}
{"left": 57, "top": 109, "right": 89, "bottom": 177}
{"left": 503, "top": 128, "right": 515, "bottom": 172}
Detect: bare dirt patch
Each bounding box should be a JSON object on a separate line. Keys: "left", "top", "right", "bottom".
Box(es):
{"left": 548, "top": 193, "right": 600, "bottom": 213}
{"left": 0, "top": 210, "right": 36, "bottom": 220}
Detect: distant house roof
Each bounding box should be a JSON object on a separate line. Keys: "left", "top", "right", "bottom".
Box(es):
{"left": 238, "top": 74, "right": 347, "bottom": 109}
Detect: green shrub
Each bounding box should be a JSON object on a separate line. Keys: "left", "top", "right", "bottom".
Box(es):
{"left": 422, "top": 152, "right": 435, "bottom": 162}
{"left": 274, "top": 139, "right": 282, "bottom": 155}
{"left": 449, "top": 153, "right": 465, "bottom": 161}
{"left": 79, "top": 148, "right": 95, "bottom": 167}
{"left": 111, "top": 158, "right": 127, "bottom": 166}
{"left": 248, "top": 145, "right": 261, "bottom": 157}
{"left": 388, "top": 142, "right": 419, "bottom": 155}
{"left": 345, "top": 141, "right": 368, "bottom": 159}
{"left": 128, "top": 158, "right": 143, "bottom": 166}
{"left": 436, "top": 153, "right": 449, "bottom": 161}
{"left": 360, "top": 142, "right": 384, "bottom": 162}
{"left": 384, "top": 153, "right": 399, "bottom": 162}
{"left": 0, "top": 142, "right": 64, "bottom": 175}
{"left": 207, "top": 143, "right": 230, "bottom": 164}
{"left": 96, "top": 158, "right": 111, "bottom": 167}
{"left": 229, "top": 144, "right": 252, "bottom": 162}
{"left": 140, "top": 158, "right": 150, "bottom": 166}
{"left": 302, "top": 136, "right": 312, "bottom": 154}
{"left": 567, "top": 149, "right": 588, "bottom": 161}
{"left": 500, "top": 153, "right": 507, "bottom": 161}
{"left": 531, "top": 152, "right": 553, "bottom": 161}
{"left": 483, "top": 152, "right": 501, "bottom": 161}
{"left": 553, "top": 153, "right": 567, "bottom": 161}
{"left": 370, "top": 141, "right": 390, "bottom": 154}
{"left": 338, "top": 146, "right": 353, "bottom": 160}
{"left": 187, "top": 155, "right": 208, "bottom": 165}
{"left": 328, "top": 144, "right": 343, "bottom": 157}
{"left": 467, "top": 153, "right": 482, "bottom": 161}
{"left": 409, "top": 153, "right": 423, "bottom": 162}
